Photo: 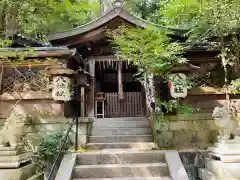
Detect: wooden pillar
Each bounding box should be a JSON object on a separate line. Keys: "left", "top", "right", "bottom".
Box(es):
{"left": 88, "top": 59, "right": 95, "bottom": 117}
{"left": 80, "top": 87, "right": 85, "bottom": 117}
{"left": 118, "top": 61, "right": 124, "bottom": 100}
{"left": 0, "top": 63, "right": 3, "bottom": 94}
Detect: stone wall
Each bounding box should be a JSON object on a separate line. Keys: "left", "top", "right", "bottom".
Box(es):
{"left": 0, "top": 92, "right": 91, "bottom": 149}
{"left": 152, "top": 113, "right": 220, "bottom": 149}
{"left": 151, "top": 94, "right": 240, "bottom": 149}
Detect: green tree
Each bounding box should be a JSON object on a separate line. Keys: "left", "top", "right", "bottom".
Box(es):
{"left": 0, "top": 0, "right": 100, "bottom": 43}
{"left": 109, "top": 26, "right": 187, "bottom": 76}
{"left": 162, "top": 0, "right": 240, "bottom": 97}
{"left": 125, "top": 0, "right": 162, "bottom": 24}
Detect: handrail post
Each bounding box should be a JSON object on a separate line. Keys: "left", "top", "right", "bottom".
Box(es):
{"left": 75, "top": 116, "right": 78, "bottom": 151}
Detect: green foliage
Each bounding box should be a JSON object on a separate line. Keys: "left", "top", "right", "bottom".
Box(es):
{"left": 162, "top": 0, "right": 240, "bottom": 95}
{"left": 229, "top": 78, "right": 240, "bottom": 94}
{"left": 156, "top": 99, "right": 199, "bottom": 117}
{"left": 161, "top": 0, "right": 206, "bottom": 29}
{"left": 108, "top": 26, "right": 187, "bottom": 76}
{"left": 32, "top": 128, "right": 72, "bottom": 171}
{"left": 125, "top": 0, "right": 162, "bottom": 24}
{"left": 0, "top": 0, "right": 100, "bottom": 42}
{"left": 108, "top": 26, "right": 196, "bottom": 123}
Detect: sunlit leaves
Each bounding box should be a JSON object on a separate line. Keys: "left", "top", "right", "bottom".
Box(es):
{"left": 0, "top": 0, "right": 100, "bottom": 42}
{"left": 108, "top": 26, "right": 187, "bottom": 76}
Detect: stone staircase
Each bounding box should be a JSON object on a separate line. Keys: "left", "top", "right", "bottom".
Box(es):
{"left": 55, "top": 117, "right": 189, "bottom": 180}
{"left": 86, "top": 117, "right": 155, "bottom": 150}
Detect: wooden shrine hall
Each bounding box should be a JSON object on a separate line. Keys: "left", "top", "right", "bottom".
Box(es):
{"left": 47, "top": 0, "right": 221, "bottom": 118}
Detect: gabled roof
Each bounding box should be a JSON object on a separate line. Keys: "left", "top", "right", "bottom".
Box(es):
{"left": 0, "top": 47, "right": 73, "bottom": 58}
{"left": 47, "top": 0, "right": 186, "bottom": 42}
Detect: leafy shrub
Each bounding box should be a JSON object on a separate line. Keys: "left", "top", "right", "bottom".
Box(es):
{"left": 30, "top": 128, "right": 73, "bottom": 173}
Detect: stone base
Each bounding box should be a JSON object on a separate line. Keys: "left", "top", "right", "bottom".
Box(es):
{"left": 0, "top": 152, "right": 32, "bottom": 168}
{"left": 0, "top": 163, "right": 36, "bottom": 180}
{"left": 208, "top": 140, "right": 240, "bottom": 163}
{"left": 205, "top": 158, "right": 240, "bottom": 178}
{"left": 0, "top": 145, "right": 24, "bottom": 156}
{"left": 198, "top": 168, "right": 240, "bottom": 180}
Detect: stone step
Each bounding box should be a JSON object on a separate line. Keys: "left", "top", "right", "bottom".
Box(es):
{"left": 77, "top": 150, "right": 165, "bottom": 165}
{"left": 89, "top": 135, "right": 153, "bottom": 143}
{"left": 94, "top": 117, "right": 148, "bottom": 122}
{"left": 73, "top": 163, "right": 169, "bottom": 178}
{"left": 205, "top": 158, "right": 240, "bottom": 178}
{"left": 86, "top": 142, "right": 156, "bottom": 150}
{"left": 74, "top": 177, "right": 172, "bottom": 180}
{"left": 93, "top": 121, "right": 150, "bottom": 128}
{"left": 92, "top": 128, "right": 152, "bottom": 136}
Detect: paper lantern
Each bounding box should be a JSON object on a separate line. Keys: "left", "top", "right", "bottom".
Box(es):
{"left": 169, "top": 73, "right": 188, "bottom": 98}
{"left": 52, "top": 76, "right": 74, "bottom": 101}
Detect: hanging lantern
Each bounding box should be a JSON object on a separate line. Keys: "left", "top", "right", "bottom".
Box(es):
{"left": 169, "top": 73, "right": 188, "bottom": 98}
{"left": 47, "top": 64, "right": 76, "bottom": 101}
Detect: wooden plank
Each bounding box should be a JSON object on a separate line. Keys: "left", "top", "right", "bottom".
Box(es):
{"left": 126, "top": 92, "right": 129, "bottom": 116}
{"left": 130, "top": 92, "right": 133, "bottom": 116}
{"left": 136, "top": 92, "right": 140, "bottom": 116}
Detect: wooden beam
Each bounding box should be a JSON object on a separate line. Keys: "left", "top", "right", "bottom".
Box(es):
{"left": 66, "top": 28, "right": 105, "bottom": 47}
{"left": 80, "top": 87, "right": 85, "bottom": 117}
{"left": 88, "top": 55, "right": 121, "bottom": 62}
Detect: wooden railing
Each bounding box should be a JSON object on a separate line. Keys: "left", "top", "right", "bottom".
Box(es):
{"left": 104, "top": 92, "right": 144, "bottom": 117}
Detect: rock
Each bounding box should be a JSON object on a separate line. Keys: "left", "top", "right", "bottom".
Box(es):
{"left": 157, "top": 131, "right": 173, "bottom": 147}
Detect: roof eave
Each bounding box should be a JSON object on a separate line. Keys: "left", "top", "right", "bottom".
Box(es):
{"left": 47, "top": 7, "right": 186, "bottom": 42}
{"left": 0, "top": 47, "right": 73, "bottom": 58}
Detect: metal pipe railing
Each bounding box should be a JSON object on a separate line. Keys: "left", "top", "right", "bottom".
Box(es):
{"left": 47, "top": 120, "right": 74, "bottom": 180}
